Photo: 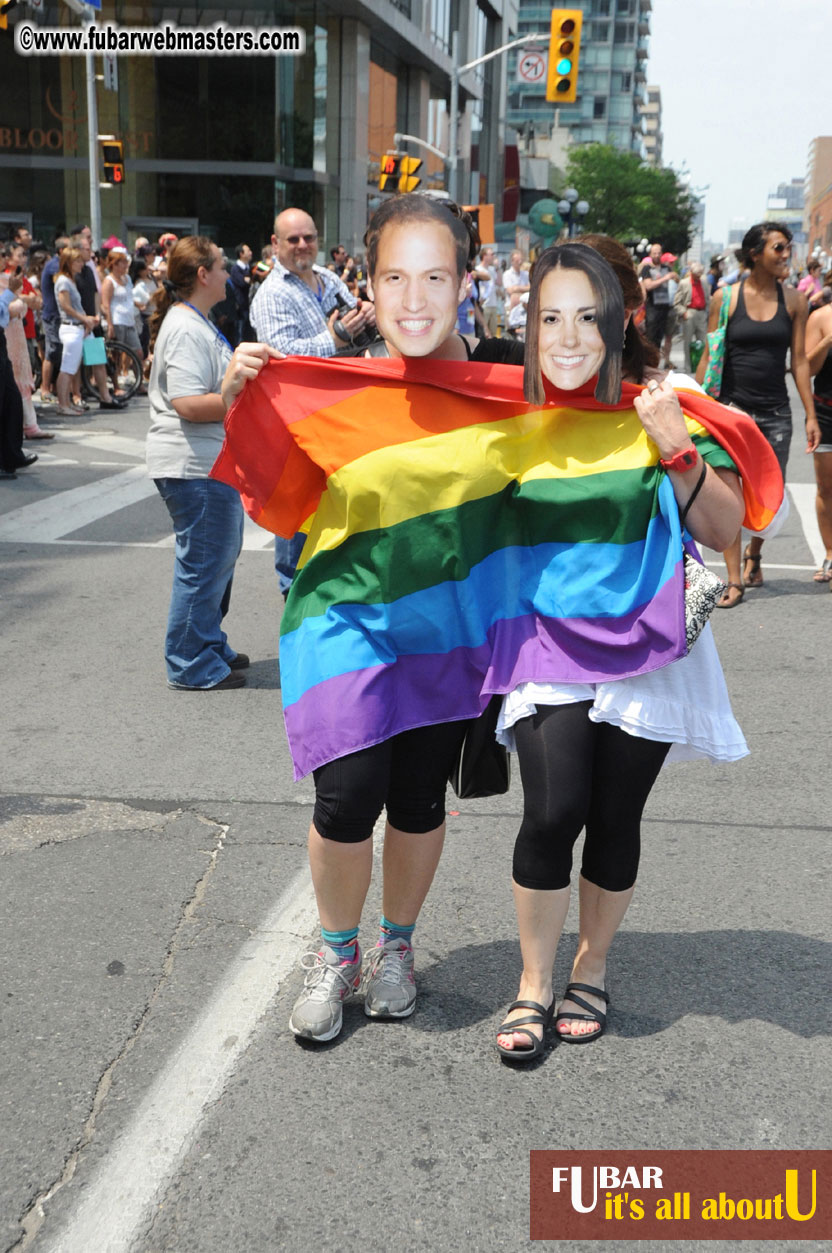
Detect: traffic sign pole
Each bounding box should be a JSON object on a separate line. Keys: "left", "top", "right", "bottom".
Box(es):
{"left": 449, "top": 30, "right": 546, "bottom": 203}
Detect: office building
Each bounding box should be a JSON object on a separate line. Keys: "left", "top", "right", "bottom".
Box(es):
{"left": 640, "top": 84, "right": 661, "bottom": 167}
{"left": 0, "top": 0, "right": 517, "bottom": 252}
{"left": 507, "top": 0, "right": 650, "bottom": 155}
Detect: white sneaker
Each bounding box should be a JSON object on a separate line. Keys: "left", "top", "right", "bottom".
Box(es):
{"left": 289, "top": 944, "right": 362, "bottom": 1042}
{"left": 363, "top": 939, "right": 416, "bottom": 1018}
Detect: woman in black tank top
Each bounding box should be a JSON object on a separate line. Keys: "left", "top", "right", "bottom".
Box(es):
{"left": 806, "top": 295, "right": 832, "bottom": 579}
{"left": 696, "top": 222, "right": 819, "bottom": 606}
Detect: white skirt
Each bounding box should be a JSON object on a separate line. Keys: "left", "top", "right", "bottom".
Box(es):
{"left": 496, "top": 622, "right": 747, "bottom": 764}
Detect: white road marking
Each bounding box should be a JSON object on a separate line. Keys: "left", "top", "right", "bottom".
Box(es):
{"left": 703, "top": 561, "right": 814, "bottom": 572}
{"left": 786, "top": 482, "right": 824, "bottom": 568}
{"left": 42, "top": 865, "right": 321, "bottom": 1253}
{"left": 0, "top": 467, "right": 157, "bottom": 543}
{"left": 53, "top": 430, "right": 147, "bottom": 458}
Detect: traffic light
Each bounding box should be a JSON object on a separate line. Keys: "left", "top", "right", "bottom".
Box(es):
{"left": 100, "top": 139, "right": 125, "bottom": 186}
{"left": 546, "top": 8, "right": 583, "bottom": 104}
{"left": 378, "top": 153, "right": 401, "bottom": 192}
{"left": 398, "top": 156, "right": 422, "bottom": 194}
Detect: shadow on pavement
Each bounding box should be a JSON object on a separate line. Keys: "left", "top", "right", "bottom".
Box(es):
{"left": 405, "top": 930, "right": 832, "bottom": 1040}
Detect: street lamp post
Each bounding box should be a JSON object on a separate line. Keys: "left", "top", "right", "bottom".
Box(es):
{"left": 448, "top": 31, "right": 546, "bottom": 204}
{"left": 556, "top": 187, "right": 590, "bottom": 238}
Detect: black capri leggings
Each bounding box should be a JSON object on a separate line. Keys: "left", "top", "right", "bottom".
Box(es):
{"left": 512, "top": 702, "right": 670, "bottom": 893}
{"left": 312, "top": 720, "right": 468, "bottom": 843}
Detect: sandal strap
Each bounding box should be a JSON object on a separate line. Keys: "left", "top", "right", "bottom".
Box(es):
{"left": 554, "top": 1010, "right": 599, "bottom": 1026}
{"left": 561, "top": 994, "right": 607, "bottom": 1026}
{"left": 564, "top": 982, "right": 609, "bottom": 1004}
{"left": 503, "top": 999, "right": 552, "bottom": 1019}
{"left": 499, "top": 1014, "right": 548, "bottom": 1033}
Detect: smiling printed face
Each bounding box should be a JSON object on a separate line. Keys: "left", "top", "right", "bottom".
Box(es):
{"left": 367, "top": 220, "right": 467, "bottom": 359}
{"left": 537, "top": 266, "right": 606, "bottom": 391}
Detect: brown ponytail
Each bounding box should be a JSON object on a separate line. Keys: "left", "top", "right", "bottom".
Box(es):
{"left": 149, "top": 235, "right": 215, "bottom": 349}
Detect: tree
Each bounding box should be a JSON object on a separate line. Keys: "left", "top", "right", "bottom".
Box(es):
{"left": 564, "top": 144, "right": 698, "bottom": 255}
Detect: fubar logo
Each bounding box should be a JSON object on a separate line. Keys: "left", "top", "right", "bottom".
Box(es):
{"left": 530, "top": 1151, "right": 830, "bottom": 1241}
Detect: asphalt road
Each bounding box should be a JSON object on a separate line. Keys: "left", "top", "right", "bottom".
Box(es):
{"left": 1, "top": 381, "right": 829, "bottom": 1253}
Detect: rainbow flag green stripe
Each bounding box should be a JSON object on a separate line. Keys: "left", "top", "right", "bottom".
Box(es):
{"left": 279, "top": 502, "right": 682, "bottom": 711}
{"left": 281, "top": 468, "right": 658, "bottom": 635}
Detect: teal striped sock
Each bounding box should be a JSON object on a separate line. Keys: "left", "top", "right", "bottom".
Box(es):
{"left": 378, "top": 915, "right": 415, "bottom": 949}
{"left": 321, "top": 926, "right": 359, "bottom": 962}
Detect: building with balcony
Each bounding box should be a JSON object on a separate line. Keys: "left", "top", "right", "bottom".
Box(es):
{"left": 640, "top": 84, "right": 662, "bottom": 167}
{"left": 506, "top": 0, "right": 650, "bottom": 156}
{"left": 0, "top": 0, "right": 517, "bottom": 254}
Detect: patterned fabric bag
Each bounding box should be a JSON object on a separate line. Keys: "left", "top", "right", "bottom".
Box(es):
{"left": 701, "top": 285, "right": 732, "bottom": 398}
{"left": 678, "top": 461, "right": 724, "bottom": 651}
{"left": 684, "top": 554, "right": 724, "bottom": 651}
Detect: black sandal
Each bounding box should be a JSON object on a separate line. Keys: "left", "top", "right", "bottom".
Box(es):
{"left": 496, "top": 998, "right": 553, "bottom": 1062}
{"left": 742, "top": 546, "right": 763, "bottom": 588}
{"left": 554, "top": 982, "right": 609, "bottom": 1045}
{"left": 716, "top": 581, "right": 744, "bottom": 609}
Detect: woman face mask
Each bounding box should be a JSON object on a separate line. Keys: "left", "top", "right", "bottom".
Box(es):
{"left": 536, "top": 266, "right": 607, "bottom": 391}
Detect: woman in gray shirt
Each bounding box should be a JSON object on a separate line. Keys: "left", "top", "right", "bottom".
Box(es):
{"left": 146, "top": 236, "right": 249, "bottom": 691}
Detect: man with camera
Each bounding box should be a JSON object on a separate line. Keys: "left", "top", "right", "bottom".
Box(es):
{"left": 250, "top": 208, "right": 375, "bottom": 594}
{"left": 250, "top": 208, "right": 373, "bottom": 358}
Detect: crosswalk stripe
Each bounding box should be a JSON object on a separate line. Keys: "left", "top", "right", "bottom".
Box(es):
{"left": 0, "top": 467, "right": 156, "bottom": 543}
{"left": 787, "top": 482, "right": 824, "bottom": 568}
{"left": 0, "top": 466, "right": 275, "bottom": 549}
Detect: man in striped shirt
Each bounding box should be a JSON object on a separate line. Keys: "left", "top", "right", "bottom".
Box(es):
{"left": 250, "top": 208, "right": 374, "bottom": 595}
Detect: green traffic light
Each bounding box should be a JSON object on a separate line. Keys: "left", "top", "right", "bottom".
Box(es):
{"left": 557, "top": 57, "right": 572, "bottom": 74}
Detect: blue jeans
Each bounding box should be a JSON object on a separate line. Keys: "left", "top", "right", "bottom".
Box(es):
{"left": 274, "top": 531, "right": 306, "bottom": 597}
{"left": 155, "top": 477, "right": 244, "bottom": 688}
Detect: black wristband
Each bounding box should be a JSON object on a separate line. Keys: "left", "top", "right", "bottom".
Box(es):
{"left": 679, "top": 461, "right": 707, "bottom": 527}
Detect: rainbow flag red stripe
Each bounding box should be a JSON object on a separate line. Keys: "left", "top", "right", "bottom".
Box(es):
{"left": 212, "top": 358, "right": 783, "bottom": 779}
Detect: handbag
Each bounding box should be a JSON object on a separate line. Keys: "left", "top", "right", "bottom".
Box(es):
{"left": 449, "top": 695, "right": 511, "bottom": 799}
{"left": 683, "top": 553, "right": 724, "bottom": 652}
{"left": 701, "top": 285, "right": 732, "bottom": 397}
{"left": 82, "top": 334, "right": 107, "bottom": 366}
{"left": 678, "top": 461, "right": 724, "bottom": 651}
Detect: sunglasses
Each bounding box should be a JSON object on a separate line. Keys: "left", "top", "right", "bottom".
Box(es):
{"left": 283, "top": 234, "right": 318, "bottom": 245}
{"left": 771, "top": 242, "right": 790, "bottom": 254}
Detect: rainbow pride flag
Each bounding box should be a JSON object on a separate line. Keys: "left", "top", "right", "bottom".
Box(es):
{"left": 212, "top": 358, "right": 783, "bottom": 779}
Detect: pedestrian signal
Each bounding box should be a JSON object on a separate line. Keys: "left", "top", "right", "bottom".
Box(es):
{"left": 546, "top": 8, "right": 583, "bottom": 103}
{"left": 378, "top": 153, "right": 401, "bottom": 191}
{"left": 398, "top": 156, "right": 423, "bottom": 194}
{"left": 100, "top": 139, "right": 125, "bottom": 186}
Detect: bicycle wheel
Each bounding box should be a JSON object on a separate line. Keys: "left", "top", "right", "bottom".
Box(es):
{"left": 81, "top": 339, "right": 143, "bottom": 402}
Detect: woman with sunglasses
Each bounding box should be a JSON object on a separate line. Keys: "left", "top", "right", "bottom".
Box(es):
{"left": 696, "top": 222, "right": 819, "bottom": 605}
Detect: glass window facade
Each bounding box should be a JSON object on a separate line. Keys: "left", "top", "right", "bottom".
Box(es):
{"left": 0, "top": 0, "right": 341, "bottom": 249}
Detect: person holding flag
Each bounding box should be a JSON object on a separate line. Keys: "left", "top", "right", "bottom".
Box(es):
{"left": 215, "top": 208, "right": 784, "bottom": 1055}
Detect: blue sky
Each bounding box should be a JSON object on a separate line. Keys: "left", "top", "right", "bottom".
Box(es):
{"left": 648, "top": 0, "right": 830, "bottom": 244}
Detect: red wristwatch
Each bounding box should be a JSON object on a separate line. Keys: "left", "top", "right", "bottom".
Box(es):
{"left": 659, "top": 446, "right": 699, "bottom": 473}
